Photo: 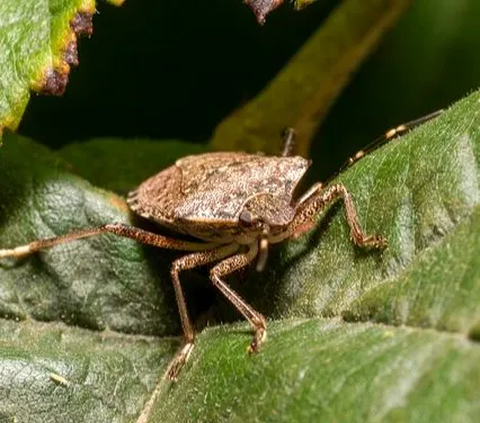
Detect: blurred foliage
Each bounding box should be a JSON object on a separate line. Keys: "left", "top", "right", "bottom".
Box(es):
{"left": 314, "top": 0, "right": 480, "bottom": 178}
{"left": 17, "top": 0, "right": 480, "bottom": 179}
{"left": 211, "top": 0, "right": 413, "bottom": 157}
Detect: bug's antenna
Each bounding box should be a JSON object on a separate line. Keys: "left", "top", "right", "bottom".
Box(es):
{"left": 322, "top": 109, "right": 445, "bottom": 188}
{"left": 256, "top": 227, "right": 269, "bottom": 271}
{"left": 281, "top": 127, "right": 296, "bottom": 157}
{"left": 338, "top": 109, "right": 445, "bottom": 174}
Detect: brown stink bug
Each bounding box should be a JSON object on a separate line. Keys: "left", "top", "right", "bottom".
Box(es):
{"left": 0, "top": 128, "right": 389, "bottom": 380}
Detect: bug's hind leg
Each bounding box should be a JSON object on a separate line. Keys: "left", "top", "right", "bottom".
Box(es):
{"left": 209, "top": 242, "right": 266, "bottom": 354}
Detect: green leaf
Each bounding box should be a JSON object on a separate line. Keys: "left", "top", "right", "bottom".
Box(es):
{"left": 149, "top": 318, "right": 480, "bottom": 422}
{"left": 0, "top": 88, "right": 479, "bottom": 421}
{"left": 0, "top": 0, "right": 122, "bottom": 138}
{"left": 0, "top": 319, "right": 176, "bottom": 422}
{"left": 211, "top": 0, "right": 413, "bottom": 156}
{"left": 0, "top": 133, "right": 186, "bottom": 338}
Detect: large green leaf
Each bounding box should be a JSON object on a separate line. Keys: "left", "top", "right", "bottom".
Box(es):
{"left": 150, "top": 318, "right": 480, "bottom": 422}
{"left": 0, "top": 319, "right": 176, "bottom": 423}
{"left": 0, "top": 89, "right": 479, "bottom": 421}
{"left": 0, "top": 0, "right": 122, "bottom": 138}
{"left": 0, "top": 134, "right": 184, "bottom": 338}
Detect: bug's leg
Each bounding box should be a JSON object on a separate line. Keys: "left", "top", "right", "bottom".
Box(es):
{"left": 167, "top": 243, "right": 240, "bottom": 380}
{"left": 281, "top": 127, "right": 296, "bottom": 157}
{"left": 209, "top": 242, "right": 267, "bottom": 354}
{"left": 273, "top": 183, "right": 387, "bottom": 248}
{"left": 0, "top": 223, "right": 217, "bottom": 259}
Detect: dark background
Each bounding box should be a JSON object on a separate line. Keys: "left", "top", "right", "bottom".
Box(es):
{"left": 19, "top": 0, "right": 480, "bottom": 180}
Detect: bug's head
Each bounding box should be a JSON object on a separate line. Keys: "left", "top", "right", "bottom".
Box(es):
{"left": 239, "top": 194, "right": 295, "bottom": 272}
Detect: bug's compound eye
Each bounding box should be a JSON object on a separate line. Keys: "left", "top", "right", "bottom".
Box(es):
{"left": 239, "top": 210, "right": 254, "bottom": 226}
{"left": 239, "top": 210, "right": 262, "bottom": 228}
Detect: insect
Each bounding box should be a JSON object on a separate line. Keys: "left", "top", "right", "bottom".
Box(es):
{"left": 0, "top": 115, "right": 441, "bottom": 380}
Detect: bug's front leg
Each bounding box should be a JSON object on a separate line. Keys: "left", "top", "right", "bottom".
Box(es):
{"left": 273, "top": 183, "right": 388, "bottom": 248}
{"left": 209, "top": 242, "right": 267, "bottom": 354}
{"left": 167, "top": 243, "right": 239, "bottom": 380}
